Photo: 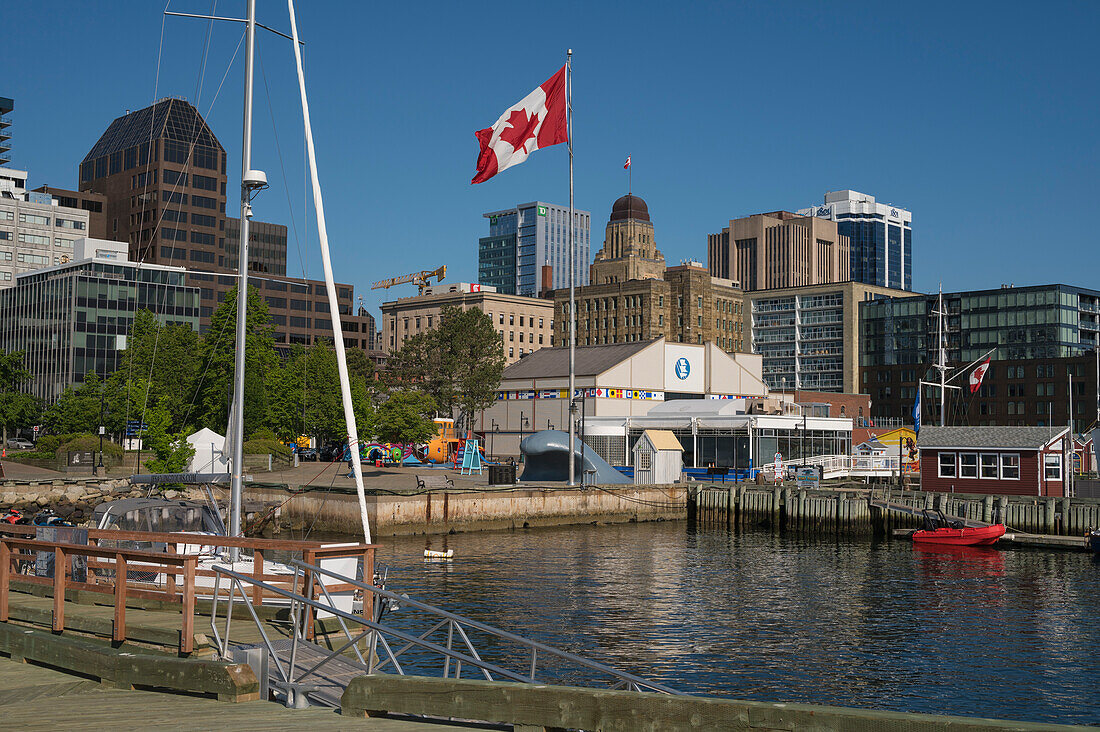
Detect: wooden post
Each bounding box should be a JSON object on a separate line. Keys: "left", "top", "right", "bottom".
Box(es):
{"left": 303, "top": 550, "right": 315, "bottom": 641}
{"left": 165, "top": 544, "right": 177, "bottom": 600}
{"left": 181, "top": 557, "right": 196, "bottom": 655}
{"left": 53, "top": 546, "right": 65, "bottom": 632}
{"left": 0, "top": 540, "right": 9, "bottom": 623}
{"left": 363, "top": 547, "right": 375, "bottom": 622}
{"left": 113, "top": 553, "right": 127, "bottom": 644}
{"left": 252, "top": 549, "right": 263, "bottom": 606}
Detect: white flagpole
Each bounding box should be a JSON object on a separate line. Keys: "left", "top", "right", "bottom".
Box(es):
{"left": 567, "top": 49, "right": 576, "bottom": 487}
{"left": 287, "top": 0, "right": 372, "bottom": 543}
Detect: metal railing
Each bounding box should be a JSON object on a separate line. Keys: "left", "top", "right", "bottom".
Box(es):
{"left": 208, "top": 558, "right": 678, "bottom": 705}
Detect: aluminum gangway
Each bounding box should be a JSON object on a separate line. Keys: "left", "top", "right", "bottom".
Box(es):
{"left": 763, "top": 454, "right": 903, "bottom": 480}
{"left": 208, "top": 559, "right": 679, "bottom": 708}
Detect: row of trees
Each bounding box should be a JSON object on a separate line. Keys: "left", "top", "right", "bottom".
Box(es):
{"left": 1, "top": 290, "right": 508, "bottom": 460}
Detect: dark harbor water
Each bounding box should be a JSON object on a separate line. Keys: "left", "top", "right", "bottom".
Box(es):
{"left": 356, "top": 521, "right": 1100, "bottom": 725}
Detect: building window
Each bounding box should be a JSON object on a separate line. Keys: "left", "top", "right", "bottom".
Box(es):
{"left": 1000, "top": 453, "right": 1020, "bottom": 480}
{"left": 980, "top": 453, "right": 998, "bottom": 479}
{"left": 959, "top": 453, "right": 978, "bottom": 478}
{"left": 1043, "top": 454, "right": 1062, "bottom": 481}
{"left": 938, "top": 452, "right": 956, "bottom": 478}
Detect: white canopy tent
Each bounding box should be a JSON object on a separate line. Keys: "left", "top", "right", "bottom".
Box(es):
{"left": 186, "top": 427, "right": 229, "bottom": 474}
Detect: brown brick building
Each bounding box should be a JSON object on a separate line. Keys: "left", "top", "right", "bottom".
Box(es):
{"left": 554, "top": 194, "right": 744, "bottom": 351}
{"left": 708, "top": 211, "right": 850, "bottom": 291}
{"left": 31, "top": 186, "right": 108, "bottom": 240}
{"left": 77, "top": 97, "right": 374, "bottom": 352}
{"left": 381, "top": 283, "right": 553, "bottom": 365}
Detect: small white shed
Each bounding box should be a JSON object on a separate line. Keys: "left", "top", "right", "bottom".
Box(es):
{"left": 633, "top": 429, "right": 684, "bottom": 485}
{"left": 186, "top": 427, "right": 229, "bottom": 473}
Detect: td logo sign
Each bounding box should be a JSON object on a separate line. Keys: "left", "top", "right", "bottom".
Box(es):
{"left": 675, "top": 357, "right": 691, "bottom": 380}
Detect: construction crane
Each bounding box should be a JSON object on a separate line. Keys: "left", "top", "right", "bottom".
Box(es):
{"left": 371, "top": 265, "right": 447, "bottom": 296}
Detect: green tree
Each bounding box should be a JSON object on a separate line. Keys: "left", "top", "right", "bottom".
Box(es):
{"left": 386, "top": 306, "right": 505, "bottom": 430}
{"left": 0, "top": 350, "right": 39, "bottom": 448}
{"left": 267, "top": 339, "right": 376, "bottom": 443}
{"left": 195, "top": 285, "right": 278, "bottom": 436}
{"left": 142, "top": 397, "right": 195, "bottom": 474}
{"left": 116, "top": 309, "right": 201, "bottom": 432}
{"left": 43, "top": 373, "right": 104, "bottom": 435}
{"left": 375, "top": 390, "right": 437, "bottom": 444}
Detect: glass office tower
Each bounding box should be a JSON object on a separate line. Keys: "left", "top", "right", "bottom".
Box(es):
{"left": 480, "top": 201, "right": 591, "bottom": 297}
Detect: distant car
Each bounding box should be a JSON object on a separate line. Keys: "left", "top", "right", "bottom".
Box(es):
{"left": 6, "top": 438, "right": 33, "bottom": 450}
{"left": 320, "top": 442, "right": 346, "bottom": 462}
{"left": 298, "top": 447, "right": 319, "bottom": 461}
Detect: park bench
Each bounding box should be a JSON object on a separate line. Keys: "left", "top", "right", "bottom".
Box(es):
{"left": 416, "top": 474, "right": 455, "bottom": 490}
{"left": 706, "top": 466, "right": 730, "bottom": 482}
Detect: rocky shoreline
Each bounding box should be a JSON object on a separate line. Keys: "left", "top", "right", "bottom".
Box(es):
{"left": 0, "top": 479, "right": 208, "bottom": 525}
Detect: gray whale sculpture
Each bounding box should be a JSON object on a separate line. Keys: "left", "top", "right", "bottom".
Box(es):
{"left": 519, "top": 430, "right": 631, "bottom": 484}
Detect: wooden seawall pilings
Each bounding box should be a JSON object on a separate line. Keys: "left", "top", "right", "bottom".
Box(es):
{"left": 690, "top": 485, "right": 1100, "bottom": 537}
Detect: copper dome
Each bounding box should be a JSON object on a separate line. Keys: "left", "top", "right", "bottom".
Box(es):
{"left": 610, "top": 194, "right": 650, "bottom": 222}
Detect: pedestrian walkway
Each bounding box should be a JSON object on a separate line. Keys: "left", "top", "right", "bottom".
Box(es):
{"left": 0, "top": 655, "right": 481, "bottom": 730}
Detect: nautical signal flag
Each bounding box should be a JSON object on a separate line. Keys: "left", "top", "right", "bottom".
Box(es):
{"left": 471, "top": 66, "right": 568, "bottom": 184}
{"left": 624, "top": 155, "right": 631, "bottom": 169}
{"left": 969, "top": 356, "right": 992, "bottom": 394}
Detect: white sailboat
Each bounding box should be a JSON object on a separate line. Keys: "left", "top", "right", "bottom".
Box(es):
{"left": 96, "top": 0, "right": 373, "bottom": 615}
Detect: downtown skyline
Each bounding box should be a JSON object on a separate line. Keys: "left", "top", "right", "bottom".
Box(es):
{"left": 4, "top": 1, "right": 1098, "bottom": 315}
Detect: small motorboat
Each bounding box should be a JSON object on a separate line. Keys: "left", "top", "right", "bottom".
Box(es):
{"left": 1088, "top": 529, "right": 1100, "bottom": 554}
{"left": 912, "top": 509, "right": 1005, "bottom": 546}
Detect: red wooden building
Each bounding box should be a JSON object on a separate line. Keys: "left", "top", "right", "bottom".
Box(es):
{"left": 916, "top": 426, "right": 1069, "bottom": 497}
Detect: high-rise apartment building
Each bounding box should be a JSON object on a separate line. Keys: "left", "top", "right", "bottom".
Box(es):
{"left": 0, "top": 96, "right": 13, "bottom": 166}
{"left": 707, "top": 211, "right": 849, "bottom": 291}
{"left": 798, "top": 190, "right": 912, "bottom": 291}
{"left": 860, "top": 284, "right": 1100, "bottom": 429}
{"left": 479, "top": 201, "right": 590, "bottom": 297}
{"left": 745, "top": 281, "right": 915, "bottom": 393}
{"left": 78, "top": 98, "right": 374, "bottom": 352}
{"left": 0, "top": 238, "right": 200, "bottom": 402}
{"left": 79, "top": 98, "right": 231, "bottom": 268}
{"left": 556, "top": 194, "right": 744, "bottom": 352}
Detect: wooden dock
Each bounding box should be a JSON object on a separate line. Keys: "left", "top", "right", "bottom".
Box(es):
{"left": 892, "top": 528, "right": 1090, "bottom": 551}
{"left": 0, "top": 655, "right": 478, "bottom": 730}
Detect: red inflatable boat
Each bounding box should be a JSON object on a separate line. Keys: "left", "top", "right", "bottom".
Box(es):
{"left": 911, "top": 509, "right": 1006, "bottom": 546}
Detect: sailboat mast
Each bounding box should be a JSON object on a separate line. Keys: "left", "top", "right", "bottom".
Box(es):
{"left": 936, "top": 286, "right": 947, "bottom": 427}
{"left": 228, "top": 0, "right": 258, "bottom": 560}
{"left": 287, "top": 0, "right": 372, "bottom": 543}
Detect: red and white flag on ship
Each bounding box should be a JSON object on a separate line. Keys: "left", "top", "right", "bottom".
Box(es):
{"left": 969, "top": 356, "right": 992, "bottom": 394}
{"left": 624, "top": 155, "right": 631, "bottom": 169}
{"left": 471, "top": 66, "right": 568, "bottom": 184}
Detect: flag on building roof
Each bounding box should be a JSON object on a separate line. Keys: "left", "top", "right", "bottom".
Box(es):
{"left": 624, "top": 155, "right": 631, "bottom": 169}
{"left": 471, "top": 66, "right": 568, "bottom": 184}
{"left": 969, "top": 356, "right": 992, "bottom": 394}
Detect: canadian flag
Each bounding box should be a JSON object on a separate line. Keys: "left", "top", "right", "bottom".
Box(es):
{"left": 969, "top": 356, "right": 992, "bottom": 394}
{"left": 624, "top": 155, "right": 631, "bottom": 169}
{"left": 471, "top": 66, "right": 568, "bottom": 184}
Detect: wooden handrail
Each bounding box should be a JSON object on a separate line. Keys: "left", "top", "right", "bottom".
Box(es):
{"left": 0, "top": 523, "right": 377, "bottom": 553}
{"left": 0, "top": 527, "right": 375, "bottom": 650}
{"left": 0, "top": 535, "right": 198, "bottom": 653}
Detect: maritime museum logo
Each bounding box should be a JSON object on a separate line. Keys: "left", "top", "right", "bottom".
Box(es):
{"left": 674, "top": 357, "right": 691, "bottom": 380}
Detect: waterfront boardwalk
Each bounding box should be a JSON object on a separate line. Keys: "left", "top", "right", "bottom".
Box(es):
{"left": 694, "top": 483, "right": 1100, "bottom": 544}
{"left": 0, "top": 655, "right": 477, "bottom": 730}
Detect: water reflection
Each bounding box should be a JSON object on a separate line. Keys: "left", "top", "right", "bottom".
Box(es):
{"left": 352, "top": 521, "right": 1099, "bottom": 725}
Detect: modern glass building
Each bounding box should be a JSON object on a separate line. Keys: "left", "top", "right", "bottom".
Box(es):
{"left": 798, "top": 189, "right": 912, "bottom": 291}
{"left": 480, "top": 201, "right": 590, "bottom": 297}
{"left": 860, "top": 284, "right": 1100, "bottom": 428}
{"left": 477, "top": 233, "right": 517, "bottom": 294}
{"left": 0, "top": 238, "right": 199, "bottom": 402}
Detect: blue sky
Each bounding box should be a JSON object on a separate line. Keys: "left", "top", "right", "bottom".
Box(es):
{"left": 5, "top": 1, "right": 1099, "bottom": 315}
